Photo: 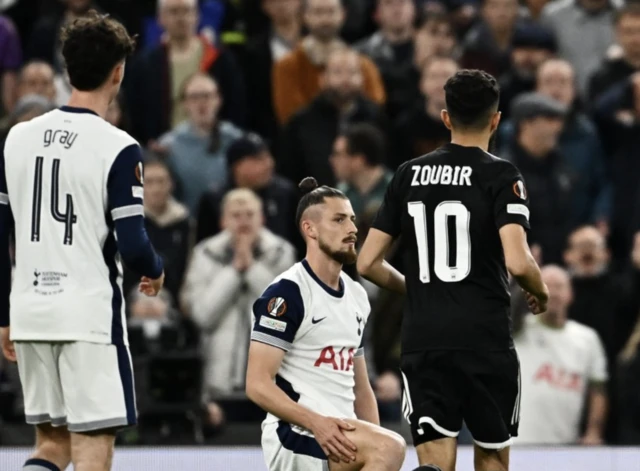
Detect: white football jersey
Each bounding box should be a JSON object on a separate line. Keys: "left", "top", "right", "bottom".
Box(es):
{"left": 251, "top": 260, "right": 371, "bottom": 430}
{"left": 514, "top": 315, "right": 608, "bottom": 445}
{"left": 1, "top": 106, "right": 146, "bottom": 345}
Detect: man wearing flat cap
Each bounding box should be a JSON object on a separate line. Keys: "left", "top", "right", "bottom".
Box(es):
{"left": 502, "top": 92, "right": 577, "bottom": 264}
{"left": 195, "top": 132, "right": 301, "bottom": 253}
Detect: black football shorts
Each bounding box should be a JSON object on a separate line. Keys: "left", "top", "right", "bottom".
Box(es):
{"left": 400, "top": 349, "right": 520, "bottom": 450}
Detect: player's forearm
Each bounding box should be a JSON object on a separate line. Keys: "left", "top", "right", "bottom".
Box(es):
{"left": 508, "top": 252, "right": 547, "bottom": 299}
{"left": 586, "top": 385, "right": 608, "bottom": 437}
{"left": 246, "top": 372, "right": 320, "bottom": 431}
{"left": 114, "top": 217, "right": 163, "bottom": 278}
{"left": 354, "top": 382, "right": 380, "bottom": 425}
{"left": 358, "top": 260, "right": 406, "bottom": 295}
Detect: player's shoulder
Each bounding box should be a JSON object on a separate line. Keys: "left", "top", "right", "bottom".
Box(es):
{"left": 565, "top": 319, "right": 603, "bottom": 344}
{"left": 257, "top": 263, "right": 308, "bottom": 319}
{"left": 341, "top": 272, "right": 371, "bottom": 316}
{"left": 5, "top": 110, "right": 54, "bottom": 145}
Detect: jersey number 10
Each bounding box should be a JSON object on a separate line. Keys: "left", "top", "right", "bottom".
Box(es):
{"left": 31, "top": 157, "right": 78, "bottom": 246}
{"left": 408, "top": 201, "right": 470, "bottom": 283}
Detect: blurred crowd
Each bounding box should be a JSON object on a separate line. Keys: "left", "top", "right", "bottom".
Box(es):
{"left": 1, "top": 0, "right": 640, "bottom": 448}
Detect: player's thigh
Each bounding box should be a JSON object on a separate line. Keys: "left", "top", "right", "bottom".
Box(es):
{"left": 261, "top": 422, "right": 329, "bottom": 471}
{"left": 329, "top": 419, "right": 406, "bottom": 471}
{"left": 14, "top": 341, "right": 67, "bottom": 426}
{"left": 462, "top": 349, "right": 520, "bottom": 452}
{"left": 58, "top": 341, "right": 136, "bottom": 433}
{"left": 400, "top": 351, "right": 464, "bottom": 446}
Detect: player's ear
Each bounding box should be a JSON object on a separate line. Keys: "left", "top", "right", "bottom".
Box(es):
{"left": 490, "top": 111, "right": 501, "bottom": 133}
{"left": 301, "top": 219, "right": 317, "bottom": 240}
{"left": 113, "top": 62, "right": 125, "bottom": 86}
{"left": 441, "top": 109, "right": 452, "bottom": 130}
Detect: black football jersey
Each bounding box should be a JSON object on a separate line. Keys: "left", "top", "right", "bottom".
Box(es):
{"left": 372, "top": 143, "right": 531, "bottom": 352}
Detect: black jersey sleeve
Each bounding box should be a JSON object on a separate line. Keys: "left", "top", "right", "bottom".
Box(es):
{"left": 492, "top": 161, "right": 531, "bottom": 230}
{"left": 371, "top": 164, "right": 404, "bottom": 237}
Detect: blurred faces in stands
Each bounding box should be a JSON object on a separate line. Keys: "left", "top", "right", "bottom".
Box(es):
{"left": 330, "top": 135, "right": 352, "bottom": 182}
{"left": 414, "top": 14, "right": 457, "bottom": 70}
{"left": 263, "top": 0, "right": 302, "bottom": 24}
{"left": 481, "top": 0, "right": 519, "bottom": 34}
{"left": 181, "top": 73, "right": 221, "bottom": 130}
{"left": 536, "top": 59, "right": 575, "bottom": 107}
{"left": 510, "top": 25, "right": 557, "bottom": 80}
{"left": 421, "top": 56, "right": 459, "bottom": 112}
{"left": 65, "top": 0, "right": 92, "bottom": 15}
{"left": 221, "top": 189, "right": 265, "bottom": 241}
{"left": 512, "top": 92, "right": 566, "bottom": 158}
{"left": 143, "top": 160, "right": 174, "bottom": 215}
{"left": 17, "top": 61, "right": 56, "bottom": 104}
{"left": 321, "top": 49, "right": 363, "bottom": 105}
{"left": 159, "top": 0, "right": 199, "bottom": 42}
{"left": 227, "top": 133, "right": 275, "bottom": 190}
{"left": 540, "top": 265, "right": 573, "bottom": 326}
{"left": 304, "top": 0, "right": 345, "bottom": 42}
{"left": 616, "top": 6, "right": 640, "bottom": 65}
{"left": 376, "top": 0, "right": 415, "bottom": 37}
{"left": 564, "top": 226, "right": 610, "bottom": 278}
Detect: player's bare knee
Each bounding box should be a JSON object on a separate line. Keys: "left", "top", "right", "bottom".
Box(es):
{"left": 371, "top": 431, "right": 406, "bottom": 467}
{"left": 34, "top": 424, "right": 71, "bottom": 464}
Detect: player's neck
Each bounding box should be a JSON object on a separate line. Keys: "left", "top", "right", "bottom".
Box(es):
{"left": 66, "top": 91, "right": 110, "bottom": 119}
{"left": 305, "top": 251, "right": 342, "bottom": 291}
{"left": 539, "top": 313, "right": 567, "bottom": 329}
{"left": 450, "top": 133, "right": 490, "bottom": 152}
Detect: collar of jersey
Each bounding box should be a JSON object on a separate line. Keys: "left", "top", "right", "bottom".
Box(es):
{"left": 301, "top": 259, "right": 345, "bottom": 298}
{"left": 59, "top": 105, "right": 99, "bottom": 116}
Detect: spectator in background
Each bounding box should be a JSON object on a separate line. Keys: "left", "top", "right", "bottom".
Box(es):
{"left": 128, "top": 289, "right": 182, "bottom": 351}
{"left": 499, "top": 59, "right": 612, "bottom": 230}
{"left": 279, "top": 48, "right": 387, "bottom": 186}
{"left": 181, "top": 189, "right": 296, "bottom": 400}
{"left": 393, "top": 55, "right": 457, "bottom": 168}
{"left": 15, "top": 61, "right": 56, "bottom": 105}
{"left": 514, "top": 265, "right": 609, "bottom": 445}
{"left": 272, "top": 0, "right": 385, "bottom": 125}
{"left": 196, "top": 133, "right": 299, "bottom": 250}
{"left": 502, "top": 92, "right": 575, "bottom": 264}
{"left": 0, "top": 15, "right": 22, "bottom": 114}
{"left": 244, "top": 0, "right": 302, "bottom": 144}
{"left": 413, "top": 13, "right": 459, "bottom": 72}
{"left": 460, "top": 0, "right": 522, "bottom": 78}
{"left": 123, "top": 160, "right": 193, "bottom": 304}
{"left": 355, "top": 0, "right": 417, "bottom": 120}
{"left": 593, "top": 72, "right": 640, "bottom": 265}
{"left": 127, "top": 0, "right": 246, "bottom": 145}
{"left": 499, "top": 23, "right": 557, "bottom": 118}
{"left": 26, "top": 0, "right": 92, "bottom": 73}
{"left": 158, "top": 72, "right": 243, "bottom": 214}
{"left": 541, "top": 0, "right": 619, "bottom": 97}
{"left": 588, "top": 3, "right": 640, "bottom": 104}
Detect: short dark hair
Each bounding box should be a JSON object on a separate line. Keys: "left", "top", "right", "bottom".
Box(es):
{"left": 295, "top": 177, "right": 348, "bottom": 229}
{"left": 340, "top": 123, "right": 385, "bottom": 166}
{"left": 444, "top": 69, "right": 500, "bottom": 131}
{"left": 61, "top": 11, "right": 136, "bottom": 91}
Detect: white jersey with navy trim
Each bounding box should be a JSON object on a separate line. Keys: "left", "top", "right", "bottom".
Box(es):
{"left": 2, "top": 106, "right": 146, "bottom": 345}
{"left": 251, "top": 259, "right": 371, "bottom": 455}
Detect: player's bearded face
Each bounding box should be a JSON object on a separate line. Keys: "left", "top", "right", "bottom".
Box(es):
{"left": 319, "top": 235, "right": 358, "bottom": 265}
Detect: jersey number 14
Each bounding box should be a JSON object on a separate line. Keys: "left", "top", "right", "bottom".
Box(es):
{"left": 31, "top": 157, "right": 78, "bottom": 246}
{"left": 408, "top": 201, "right": 470, "bottom": 283}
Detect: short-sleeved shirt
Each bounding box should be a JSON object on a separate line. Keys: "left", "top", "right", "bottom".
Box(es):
{"left": 514, "top": 315, "right": 608, "bottom": 444}
{"left": 372, "top": 143, "right": 531, "bottom": 352}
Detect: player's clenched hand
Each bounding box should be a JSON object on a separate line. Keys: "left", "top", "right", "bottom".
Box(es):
{"left": 0, "top": 327, "right": 16, "bottom": 363}
{"left": 525, "top": 291, "right": 548, "bottom": 315}
{"left": 310, "top": 416, "right": 357, "bottom": 464}
{"left": 139, "top": 271, "right": 165, "bottom": 297}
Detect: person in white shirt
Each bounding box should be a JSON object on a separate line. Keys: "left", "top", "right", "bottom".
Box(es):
{"left": 514, "top": 265, "right": 608, "bottom": 445}
{"left": 246, "top": 177, "right": 406, "bottom": 471}
{"left": 0, "top": 12, "right": 164, "bottom": 471}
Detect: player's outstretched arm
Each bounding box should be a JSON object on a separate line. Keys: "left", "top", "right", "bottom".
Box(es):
{"left": 357, "top": 228, "right": 405, "bottom": 294}
{"left": 246, "top": 341, "right": 358, "bottom": 463}
{"left": 352, "top": 356, "right": 380, "bottom": 425}
{"left": 499, "top": 224, "right": 549, "bottom": 313}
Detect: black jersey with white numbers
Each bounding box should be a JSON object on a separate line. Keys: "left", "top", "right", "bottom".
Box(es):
{"left": 372, "top": 143, "right": 531, "bottom": 352}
